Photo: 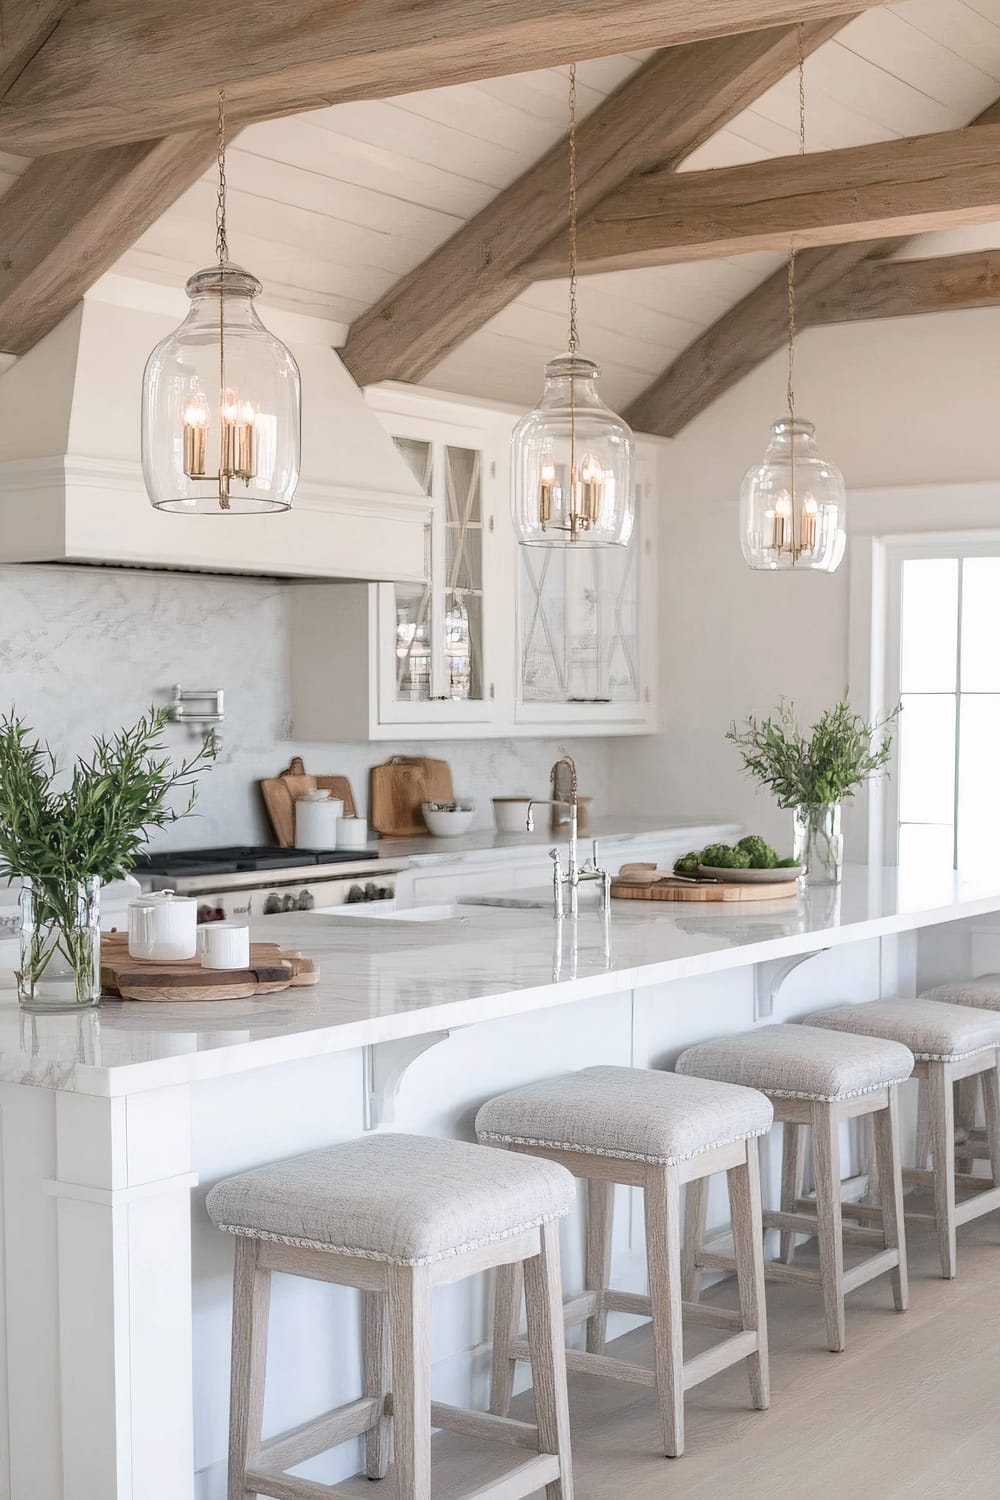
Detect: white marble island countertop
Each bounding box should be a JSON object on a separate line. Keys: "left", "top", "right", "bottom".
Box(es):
{"left": 5, "top": 863, "right": 1000, "bottom": 1098}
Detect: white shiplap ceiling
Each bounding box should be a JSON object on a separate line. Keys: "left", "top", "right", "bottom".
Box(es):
{"left": 90, "top": 1, "right": 1000, "bottom": 408}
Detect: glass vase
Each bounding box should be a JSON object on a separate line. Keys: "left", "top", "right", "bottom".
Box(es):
{"left": 18, "top": 877, "right": 101, "bottom": 1010}
{"left": 793, "top": 803, "right": 844, "bottom": 885}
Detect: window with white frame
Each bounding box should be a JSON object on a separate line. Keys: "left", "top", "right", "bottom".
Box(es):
{"left": 888, "top": 541, "right": 1000, "bottom": 871}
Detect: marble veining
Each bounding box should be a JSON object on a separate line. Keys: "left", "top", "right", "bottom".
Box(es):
{"left": 1, "top": 863, "right": 999, "bottom": 1098}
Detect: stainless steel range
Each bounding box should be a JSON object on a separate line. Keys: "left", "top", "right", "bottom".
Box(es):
{"left": 131, "top": 846, "right": 402, "bottom": 923}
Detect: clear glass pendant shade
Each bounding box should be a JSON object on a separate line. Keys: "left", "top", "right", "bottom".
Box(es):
{"left": 740, "top": 418, "right": 846, "bottom": 572}
{"left": 512, "top": 355, "right": 634, "bottom": 547}
{"left": 141, "top": 263, "right": 301, "bottom": 514}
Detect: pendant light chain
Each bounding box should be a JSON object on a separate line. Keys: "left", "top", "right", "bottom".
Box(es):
{"left": 216, "top": 88, "right": 229, "bottom": 266}
{"left": 786, "top": 22, "right": 806, "bottom": 424}
{"left": 567, "top": 63, "right": 579, "bottom": 358}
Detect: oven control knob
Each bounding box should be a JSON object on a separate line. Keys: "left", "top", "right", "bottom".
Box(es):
{"left": 282, "top": 893, "right": 296, "bottom": 912}
{"left": 346, "top": 884, "right": 365, "bottom": 904}
{"left": 263, "top": 892, "right": 282, "bottom": 915}
{"left": 296, "top": 889, "right": 315, "bottom": 911}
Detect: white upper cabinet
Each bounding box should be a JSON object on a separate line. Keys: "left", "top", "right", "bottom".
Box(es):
{"left": 288, "top": 385, "right": 658, "bottom": 740}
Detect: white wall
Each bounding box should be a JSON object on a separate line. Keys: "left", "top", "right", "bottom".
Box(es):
{"left": 615, "top": 307, "right": 1000, "bottom": 854}
{"left": 0, "top": 563, "right": 610, "bottom": 849}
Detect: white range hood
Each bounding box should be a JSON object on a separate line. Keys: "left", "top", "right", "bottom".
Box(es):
{"left": 0, "top": 279, "right": 429, "bottom": 582}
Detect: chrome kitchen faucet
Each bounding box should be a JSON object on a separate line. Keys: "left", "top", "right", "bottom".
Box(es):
{"left": 526, "top": 756, "right": 611, "bottom": 918}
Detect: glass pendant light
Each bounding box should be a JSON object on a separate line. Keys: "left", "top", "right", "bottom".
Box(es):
{"left": 512, "top": 66, "right": 634, "bottom": 547}
{"left": 141, "top": 91, "right": 301, "bottom": 514}
{"left": 740, "top": 27, "right": 846, "bottom": 573}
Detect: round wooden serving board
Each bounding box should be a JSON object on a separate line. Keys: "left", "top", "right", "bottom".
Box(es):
{"left": 100, "top": 933, "right": 320, "bottom": 1002}
{"left": 611, "top": 864, "right": 800, "bottom": 903}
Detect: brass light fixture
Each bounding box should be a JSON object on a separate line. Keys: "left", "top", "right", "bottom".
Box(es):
{"left": 141, "top": 90, "right": 302, "bottom": 514}
{"left": 511, "top": 65, "right": 635, "bottom": 548}
{"left": 740, "top": 27, "right": 846, "bottom": 573}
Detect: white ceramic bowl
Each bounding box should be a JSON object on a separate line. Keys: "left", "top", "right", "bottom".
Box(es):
{"left": 422, "top": 803, "right": 476, "bottom": 837}
{"left": 493, "top": 797, "right": 533, "bottom": 834}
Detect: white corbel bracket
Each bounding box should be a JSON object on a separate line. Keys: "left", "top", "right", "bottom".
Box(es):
{"left": 363, "top": 1031, "right": 452, "bottom": 1131}
{"left": 753, "top": 950, "right": 830, "bottom": 1022}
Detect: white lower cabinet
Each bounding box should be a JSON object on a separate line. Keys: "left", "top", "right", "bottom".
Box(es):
{"left": 288, "top": 384, "right": 659, "bottom": 741}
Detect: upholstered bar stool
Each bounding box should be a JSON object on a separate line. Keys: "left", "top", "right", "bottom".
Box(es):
{"left": 806, "top": 999, "right": 1000, "bottom": 1280}
{"left": 206, "top": 1132, "right": 576, "bottom": 1500}
{"left": 476, "top": 1065, "right": 773, "bottom": 1459}
{"left": 676, "top": 1024, "right": 913, "bottom": 1354}
{"left": 920, "top": 977, "right": 1000, "bottom": 1168}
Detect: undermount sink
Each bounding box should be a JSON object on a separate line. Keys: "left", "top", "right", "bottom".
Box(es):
{"left": 321, "top": 903, "right": 465, "bottom": 922}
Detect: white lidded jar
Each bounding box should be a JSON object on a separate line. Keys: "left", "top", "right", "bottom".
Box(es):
{"left": 295, "top": 790, "right": 343, "bottom": 849}
{"left": 127, "top": 890, "right": 198, "bottom": 961}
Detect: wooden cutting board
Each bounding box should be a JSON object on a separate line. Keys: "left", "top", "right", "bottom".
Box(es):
{"left": 259, "top": 757, "right": 357, "bottom": 847}
{"left": 101, "top": 934, "right": 320, "bottom": 1001}
{"left": 611, "top": 864, "right": 800, "bottom": 903}
{"left": 369, "top": 756, "right": 454, "bottom": 837}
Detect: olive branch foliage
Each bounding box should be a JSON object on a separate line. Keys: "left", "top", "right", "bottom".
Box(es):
{"left": 726, "top": 698, "right": 898, "bottom": 809}
{"left": 0, "top": 707, "right": 216, "bottom": 997}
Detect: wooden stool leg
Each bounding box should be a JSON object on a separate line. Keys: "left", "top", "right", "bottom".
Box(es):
{"left": 489, "top": 1260, "right": 523, "bottom": 1418}
{"left": 979, "top": 1053, "right": 1000, "bottom": 1190}
{"left": 727, "top": 1141, "right": 770, "bottom": 1412}
{"left": 644, "top": 1166, "right": 684, "bottom": 1458}
{"left": 363, "top": 1292, "right": 392, "bottom": 1479}
{"left": 812, "top": 1103, "right": 846, "bottom": 1353}
{"left": 779, "top": 1122, "right": 804, "bottom": 1264}
{"left": 955, "top": 1077, "right": 979, "bottom": 1173}
{"left": 872, "top": 1087, "right": 909, "bottom": 1313}
{"left": 682, "top": 1176, "right": 708, "bottom": 1303}
{"left": 228, "top": 1237, "right": 271, "bottom": 1500}
{"left": 928, "top": 1061, "right": 958, "bottom": 1280}
{"left": 915, "top": 1078, "right": 932, "bottom": 1170}
{"left": 387, "top": 1266, "right": 433, "bottom": 1500}
{"left": 524, "top": 1221, "right": 575, "bottom": 1500}
{"left": 585, "top": 1177, "right": 614, "bottom": 1354}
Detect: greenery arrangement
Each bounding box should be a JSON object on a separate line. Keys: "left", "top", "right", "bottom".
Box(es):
{"left": 725, "top": 698, "right": 898, "bottom": 809}
{"left": 674, "top": 834, "right": 798, "bottom": 876}
{"left": 0, "top": 707, "right": 217, "bottom": 1000}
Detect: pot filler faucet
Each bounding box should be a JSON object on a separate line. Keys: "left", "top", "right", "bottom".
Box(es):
{"left": 526, "top": 756, "right": 611, "bottom": 918}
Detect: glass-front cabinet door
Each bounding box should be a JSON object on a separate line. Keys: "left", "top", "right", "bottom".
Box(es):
{"left": 375, "top": 413, "right": 497, "bottom": 726}
{"left": 516, "top": 454, "right": 656, "bottom": 731}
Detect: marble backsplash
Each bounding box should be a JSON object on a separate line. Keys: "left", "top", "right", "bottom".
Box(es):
{"left": 0, "top": 564, "right": 611, "bottom": 850}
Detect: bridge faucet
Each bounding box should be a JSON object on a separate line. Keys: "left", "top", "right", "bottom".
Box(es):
{"left": 526, "top": 756, "right": 611, "bottom": 918}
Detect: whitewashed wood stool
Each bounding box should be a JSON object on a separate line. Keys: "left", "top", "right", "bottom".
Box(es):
{"left": 920, "top": 978, "right": 1000, "bottom": 1169}
{"left": 206, "top": 1132, "right": 576, "bottom": 1500}
{"left": 476, "top": 1064, "right": 773, "bottom": 1459}
{"left": 806, "top": 999, "right": 1000, "bottom": 1280}
{"left": 677, "top": 1024, "right": 914, "bottom": 1355}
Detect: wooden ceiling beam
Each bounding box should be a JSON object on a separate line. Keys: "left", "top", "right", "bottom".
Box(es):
{"left": 525, "top": 123, "right": 1000, "bottom": 277}
{"left": 342, "top": 17, "right": 853, "bottom": 387}
{"left": 0, "top": 0, "right": 69, "bottom": 97}
{"left": 808, "top": 248, "right": 1000, "bottom": 324}
{"left": 624, "top": 96, "right": 1000, "bottom": 436}
{"left": 0, "top": 131, "right": 218, "bottom": 356}
{"left": 0, "top": 0, "right": 883, "bottom": 156}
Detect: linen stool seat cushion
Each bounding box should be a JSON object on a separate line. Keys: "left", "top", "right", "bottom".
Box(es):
{"left": 205, "top": 1132, "right": 575, "bottom": 1267}
{"left": 675, "top": 1023, "right": 914, "bottom": 1102}
{"left": 805, "top": 998, "right": 1000, "bottom": 1062}
{"left": 921, "top": 975, "right": 1000, "bottom": 1011}
{"left": 475, "top": 1064, "right": 773, "bottom": 1166}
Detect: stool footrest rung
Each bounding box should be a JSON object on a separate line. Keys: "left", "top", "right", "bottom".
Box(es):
{"left": 683, "top": 1330, "right": 760, "bottom": 1391}
{"left": 256, "top": 1396, "right": 383, "bottom": 1472}
{"left": 841, "top": 1248, "right": 900, "bottom": 1295}
{"left": 430, "top": 1402, "right": 540, "bottom": 1450}
{"left": 245, "top": 1469, "right": 364, "bottom": 1499}
{"left": 700, "top": 1249, "right": 823, "bottom": 1288}
{"left": 765, "top": 1208, "right": 884, "bottom": 1248}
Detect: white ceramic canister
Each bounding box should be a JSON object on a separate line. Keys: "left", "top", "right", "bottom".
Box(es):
{"left": 127, "top": 890, "right": 198, "bottom": 961}
{"left": 199, "top": 922, "right": 251, "bottom": 971}
{"left": 295, "top": 790, "right": 344, "bottom": 849}
{"left": 336, "top": 815, "right": 370, "bottom": 850}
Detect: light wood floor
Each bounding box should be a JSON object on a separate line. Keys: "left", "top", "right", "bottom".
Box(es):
{"left": 334, "top": 1217, "right": 1000, "bottom": 1498}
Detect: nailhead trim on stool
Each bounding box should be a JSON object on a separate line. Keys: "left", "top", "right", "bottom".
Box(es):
{"left": 677, "top": 1025, "right": 912, "bottom": 1353}
{"left": 805, "top": 999, "right": 1000, "bottom": 1279}
{"left": 477, "top": 1066, "right": 772, "bottom": 1460}
{"left": 209, "top": 1133, "right": 577, "bottom": 1500}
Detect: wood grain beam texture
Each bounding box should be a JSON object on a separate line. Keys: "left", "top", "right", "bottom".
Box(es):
{"left": 0, "top": 131, "right": 218, "bottom": 355}
{"left": 342, "top": 18, "right": 852, "bottom": 388}
{"left": 0, "top": 1, "right": 880, "bottom": 156}
{"left": 625, "top": 97, "right": 1000, "bottom": 437}
{"left": 809, "top": 249, "right": 1000, "bottom": 324}
{"left": 526, "top": 124, "right": 1000, "bottom": 277}
{"left": 0, "top": 0, "right": 69, "bottom": 96}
